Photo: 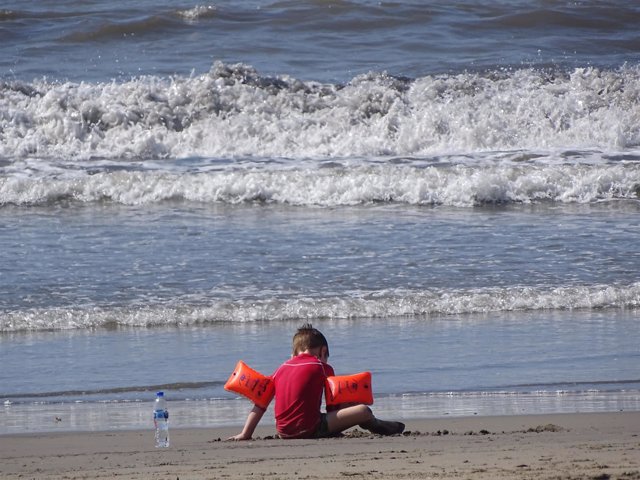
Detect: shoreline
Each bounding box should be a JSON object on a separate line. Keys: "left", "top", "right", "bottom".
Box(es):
{"left": 3, "top": 388, "right": 639, "bottom": 436}
{"left": 1, "top": 411, "right": 639, "bottom": 479}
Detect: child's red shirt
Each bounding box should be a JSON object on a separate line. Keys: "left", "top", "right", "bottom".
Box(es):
{"left": 271, "top": 353, "right": 335, "bottom": 438}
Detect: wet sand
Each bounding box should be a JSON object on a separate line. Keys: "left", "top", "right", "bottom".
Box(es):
{"left": 1, "top": 412, "right": 639, "bottom": 479}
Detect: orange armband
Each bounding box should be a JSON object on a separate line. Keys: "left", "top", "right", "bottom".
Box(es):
{"left": 325, "top": 371, "right": 373, "bottom": 406}
{"left": 224, "top": 360, "right": 275, "bottom": 409}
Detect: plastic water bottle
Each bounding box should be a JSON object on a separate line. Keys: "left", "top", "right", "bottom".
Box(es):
{"left": 153, "top": 391, "right": 170, "bottom": 448}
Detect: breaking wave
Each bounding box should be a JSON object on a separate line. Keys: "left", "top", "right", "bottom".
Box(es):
{"left": 3, "top": 282, "right": 639, "bottom": 332}
{"left": 2, "top": 159, "right": 639, "bottom": 207}
{"left": 2, "top": 63, "right": 639, "bottom": 161}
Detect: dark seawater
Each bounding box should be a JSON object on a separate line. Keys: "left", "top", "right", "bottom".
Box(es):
{"left": 1, "top": 0, "right": 639, "bottom": 434}
{"left": 3, "top": 0, "right": 640, "bottom": 82}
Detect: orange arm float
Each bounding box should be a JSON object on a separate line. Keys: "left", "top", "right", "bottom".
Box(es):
{"left": 224, "top": 360, "right": 275, "bottom": 410}
{"left": 325, "top": 371, "right": 373, "bottom": 406}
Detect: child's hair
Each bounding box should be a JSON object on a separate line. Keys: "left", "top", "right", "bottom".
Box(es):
{"left": 292, "top": 323, "right": 329, "bottom": 357}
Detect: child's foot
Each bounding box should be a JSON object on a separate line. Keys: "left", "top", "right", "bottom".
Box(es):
{"left": 360, "top": 419, "right": 405, "bottom": 436}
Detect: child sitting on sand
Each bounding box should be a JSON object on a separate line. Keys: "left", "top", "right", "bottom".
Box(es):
{"left": 228, "top": 323, "right": 405, "bottom": 440}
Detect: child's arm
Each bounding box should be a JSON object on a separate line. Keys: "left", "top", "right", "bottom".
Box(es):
{"left": 227, "top": 404, "right": 266, "bottom": 441}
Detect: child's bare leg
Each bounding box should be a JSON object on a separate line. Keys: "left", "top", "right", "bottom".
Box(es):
{"left": 326, "top": 404, "right": 373, "bottom": 434}
{"left": 326, "top": 405, "right": 405, "bottom": 436}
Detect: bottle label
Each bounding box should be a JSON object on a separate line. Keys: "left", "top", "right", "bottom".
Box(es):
{"left": 154, "top": 410, "right": 168, "bottom": 420}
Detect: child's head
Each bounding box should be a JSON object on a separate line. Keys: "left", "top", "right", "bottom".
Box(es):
{"left": 292, "top": 323, "right": 329, "bottom": 360}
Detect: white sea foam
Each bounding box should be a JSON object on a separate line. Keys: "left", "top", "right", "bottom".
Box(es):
{"left": 176, "top": 5, "right": 216, "bottom": 22}
{"left": 3, "top": 63, "right": 640, "bottom": 207}
{"left": 1, "top": 160, "right": 638, "bottom": 206}
{"left": 2, "top": 283, "right": 639, "bottom": 331}
{"left": 1, "top": 63, "right": 639, "bottom": 162}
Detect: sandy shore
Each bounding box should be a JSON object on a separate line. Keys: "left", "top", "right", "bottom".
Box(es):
{"left": 1, "top": 412, "right": 639, "bottom": 479}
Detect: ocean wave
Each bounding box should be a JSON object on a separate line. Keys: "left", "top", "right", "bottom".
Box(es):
{"left": 1, "top": 380, "right": 223, "bottom": 401}
{"left": 2, "top": 283, "right": 639, "bottom": 332}
{"left": 60, "top": 14, "right": 180, "bottom": 43}
{"left": 58, "top": 5, "right": 221, "bottom": 43}
{"left": 176, "top": 5, "right": 217, "bottom": 23}
{"left": 1, "top": 63, "right": 640, "bottom": 162}
{"left": 1, "top": 160, "right": 638, "bottom": 207}
{"left": 493, "top": 379, "right": 640, "bottom": 393}
{"left": 0, "top": 9, "right": 18, "bottom": 20}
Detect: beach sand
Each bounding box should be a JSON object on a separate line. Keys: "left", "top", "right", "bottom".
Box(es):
{"left": 1, "top": 412, "right": 639, "bottom": 479}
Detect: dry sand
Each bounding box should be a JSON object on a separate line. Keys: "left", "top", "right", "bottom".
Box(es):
{"left": 1, "top": 412, "right": 639, "bottom": 479}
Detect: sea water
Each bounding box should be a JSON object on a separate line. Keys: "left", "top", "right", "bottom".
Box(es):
{"left": 1, "top": 0, "right": 640, "bottom": 434}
